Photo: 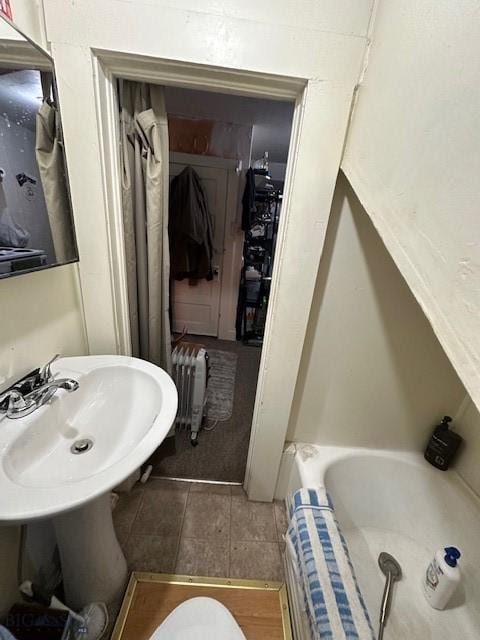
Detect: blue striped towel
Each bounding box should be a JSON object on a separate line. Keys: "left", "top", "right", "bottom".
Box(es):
{"left": 286, "top": 487, "right": 375, "bottom": 640}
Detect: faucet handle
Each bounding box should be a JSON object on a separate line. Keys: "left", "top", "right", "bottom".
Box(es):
{"left": 40, "top": 354, "right": 61, "bottom": 384}
{"left": 0, "top": 390, "right": 36, "bottom": 419}
{"left": 0, "top": 390, "right": 24, "bottom": 410}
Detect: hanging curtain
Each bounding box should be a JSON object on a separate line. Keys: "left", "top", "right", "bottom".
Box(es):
{"left": 35, "top": 72, "right": 74, "bottom": 263}
{"left": 120, "top": 80, "right": 172, "bottom": 373}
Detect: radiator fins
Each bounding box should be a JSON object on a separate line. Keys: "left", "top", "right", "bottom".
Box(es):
{"left": 171, "top": 343, "right": 208, "bottom": 443}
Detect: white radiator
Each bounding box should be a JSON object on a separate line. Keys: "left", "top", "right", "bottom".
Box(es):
{"left": 171, "top": 342, "right": 208, "bottom": 445}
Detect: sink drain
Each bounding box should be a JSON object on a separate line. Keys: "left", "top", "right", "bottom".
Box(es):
{"left": 71, "top": 438, "right": 93, "bottom": 455}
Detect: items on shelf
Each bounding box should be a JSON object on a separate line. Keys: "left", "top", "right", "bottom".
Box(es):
{"left": 236, "top": 163, "right": 282, "bottom": 346}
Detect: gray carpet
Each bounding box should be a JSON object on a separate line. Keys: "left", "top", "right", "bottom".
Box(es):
{"left": 149, "top": 336, "right": 261, "bottom": 482}
{"left": 205, "top": 349, "right": 238, "bottom": 422}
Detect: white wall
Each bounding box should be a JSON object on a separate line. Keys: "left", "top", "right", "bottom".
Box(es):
{"left": 0, "top": 266, "right": 86, "bottom": 384}
{"left": 454, "top": 399, "right": 480, "bottom": 496}
{"left": 39, "top": 0, "right": 373, "bottom": 358}
{"left": 342, "top": 0, "right": 480, "bottom": 413}
{"left": 0, "top": 264, "right": 87, "bottom": 613}
{"left": 288, "top": 172, "right": 466, "bottom": 449}
{"left": 0, "top": 16, "right": 23, "bottom": 40}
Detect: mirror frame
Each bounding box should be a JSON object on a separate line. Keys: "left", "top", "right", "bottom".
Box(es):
{"left": 0, "top": 14, "right": 79, "bottom": 279}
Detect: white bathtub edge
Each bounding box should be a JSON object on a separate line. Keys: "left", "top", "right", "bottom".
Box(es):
{"left": 276, "top": 441, "right": 480, "bottom": 504}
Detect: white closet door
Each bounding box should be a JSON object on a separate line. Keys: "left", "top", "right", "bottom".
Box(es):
{"left": 170, "top": 157, "right": 228, "bottom": 337}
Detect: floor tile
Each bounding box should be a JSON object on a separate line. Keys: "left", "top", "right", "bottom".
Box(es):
{"left": 113, "top": 487, "right": 144, "bottom": 537}
{"left": 181, "top": 491, "right": 231, "bottom": 541}
{"left": 131, "top": 480, "right": 189, "bottom": 537}
{"left": 125, "top": 534, "right": 178, "bottom": 573}
{"left": 230, "top": 540, "right": 284, "bottom": 582}
{"left": 274, "top": 499, "right": 289, "bottom": 541}
{"left": 189, "top": 482, "right": 232, "bottom": 495}
{"left": 231, "top": 492, "right": 277, "bottom": 542}
{"left": 175, "top": 538, "right": 230, "bottom": 577}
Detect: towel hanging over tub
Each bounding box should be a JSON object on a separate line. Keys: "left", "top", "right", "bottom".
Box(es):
{"left": 286, "top": 487, "right": 375, "bottom": 640}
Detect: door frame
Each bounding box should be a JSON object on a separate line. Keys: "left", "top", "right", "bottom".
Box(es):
{"left": 91, "top": 50, "right": 354, "bottom": 501}
{"left": 169, "top": 151, "right": 242, "bottom": 341}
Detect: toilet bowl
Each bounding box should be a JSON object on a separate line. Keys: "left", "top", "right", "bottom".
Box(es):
{"left": 149, "top": 596, "right": 247, "bottom": 639}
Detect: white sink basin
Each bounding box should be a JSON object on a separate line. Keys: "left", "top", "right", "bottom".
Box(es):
{"left": 0, "top": 355, "right": 177, "bottom": 523}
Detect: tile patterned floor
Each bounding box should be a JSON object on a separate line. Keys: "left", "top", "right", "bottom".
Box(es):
{"left": 113, "top": 479, "right": 288, "bottom": 583}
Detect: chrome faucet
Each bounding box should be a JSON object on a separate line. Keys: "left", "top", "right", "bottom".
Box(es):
{"left": 29, "top": 378, "right": 79, "bottom": 408}
{"left": 39, "top": 353, "right": 61, "bottom": 384}
{"left": 0, "top": 390, "right": 36, "bottom": 419}
{"left": 0, "top": 355, "right": 79, "bottom": 419}
{"left": 0, "top": 379, "right": 79, "bottom": 419}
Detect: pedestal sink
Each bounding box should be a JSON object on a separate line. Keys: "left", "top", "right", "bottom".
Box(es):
{"left": 0, "top": 355, "right": 177, "bottom": 609}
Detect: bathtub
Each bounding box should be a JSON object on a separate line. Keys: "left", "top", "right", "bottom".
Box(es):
{"left": 282, "top": 444, "right": 480, "bottom": 639}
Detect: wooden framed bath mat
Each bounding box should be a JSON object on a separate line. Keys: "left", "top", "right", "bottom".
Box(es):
{"left": 111, "top": 572, "right": 293, "bottom": 640}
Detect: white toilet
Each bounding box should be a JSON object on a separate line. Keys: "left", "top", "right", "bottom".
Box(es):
{"left": 149, "top": 596, "right": 247, "bottom": 639}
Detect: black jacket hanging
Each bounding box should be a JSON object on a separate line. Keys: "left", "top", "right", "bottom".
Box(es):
{"left": 169, "top": 166, "right": 214, "bottom": 281}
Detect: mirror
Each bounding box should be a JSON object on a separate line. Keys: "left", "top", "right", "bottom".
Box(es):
{"left": 0, "top": 18, "right": 78, "bottom": 278}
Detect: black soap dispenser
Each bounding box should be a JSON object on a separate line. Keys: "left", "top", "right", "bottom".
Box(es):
{"left": 424, "top": 416, "right": 463, "bottom": 470}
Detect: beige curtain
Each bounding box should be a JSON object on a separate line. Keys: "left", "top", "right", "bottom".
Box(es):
{"left": 120, "top": 80, "right": 172, "bottom": 373}
{"left": 35, "top": 72, "right": 74, "bottom": 264}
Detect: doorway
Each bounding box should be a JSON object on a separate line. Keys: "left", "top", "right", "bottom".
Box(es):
{"left": 119, "top": 83, "right": 294, "bottom": 482}
{"left": 95, "top": 51, "right": 340, "bottom": 501}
